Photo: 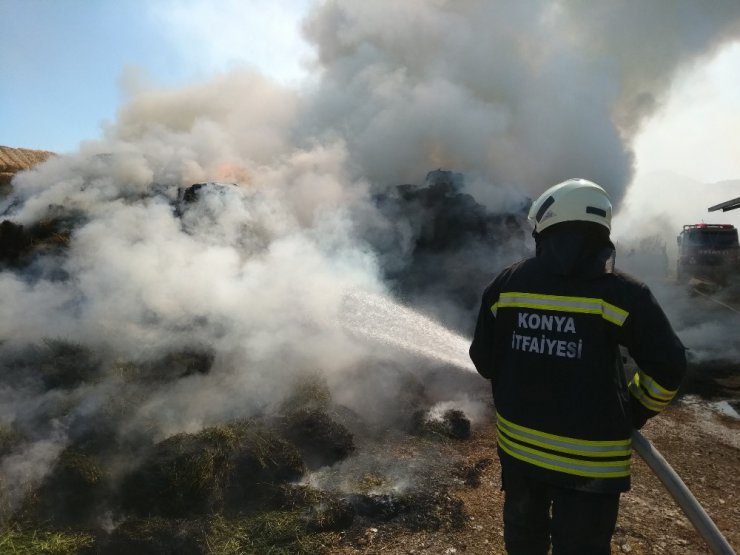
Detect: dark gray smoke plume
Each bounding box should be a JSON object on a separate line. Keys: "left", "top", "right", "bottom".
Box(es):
{"left": 2, "top": 0, "right": 740, "bottom": 523}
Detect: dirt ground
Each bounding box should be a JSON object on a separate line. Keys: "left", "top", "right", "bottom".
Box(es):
{"left": 326, "top": 399, "right": 740, "bottom": 555}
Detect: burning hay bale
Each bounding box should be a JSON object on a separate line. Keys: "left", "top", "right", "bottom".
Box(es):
{"left": 368, "top": 170, "right": 529, "bottom": 319}
{"left": 273, "top": 408, "right": 355, "bottom": 470}
{"left": 0, "top": 210, "right": 80, "bottom": 268}
{"left": 65, "top": 402, "right": 138, "bottom": 459}
{"left": 279, "top": 372, "right": 333, "bottom": 412}
{"left": 0, "top": 220, "right": 25, "bottom": 262}
{"left": 36, "top": 340, "right": 101, "bottom": 391}
{"left": 413, "top": 407, "right": 472, "bottom": 440}
{"left": 337, "top": 362, "right": 434, "bottom": 435}
{"left": 272, "top": 372, "right": 356, "bottom": 469}
{"left": 120, "top": 421, "right": 304, "bottom": 518}
{"left": 0, "top": 340, "right": 100, "bottom": 397}
{"left": 133, "top": 349, "right": 216, "bottom": 384}
{"left": 19, "top": 448, "right": 105, "bottom": 528}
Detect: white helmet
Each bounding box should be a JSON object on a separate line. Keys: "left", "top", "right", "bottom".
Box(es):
{"left": 528, "top": 178, "right": 612, "bottom": 234}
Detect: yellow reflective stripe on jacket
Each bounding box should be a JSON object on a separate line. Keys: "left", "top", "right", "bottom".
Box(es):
{"left": 490, "top": 292, "right": 629, "bottom": 326}
{"left": 629, "top": 371, "right": 677, "bottom": 413}
{"left": 497, "top": 433, "right": 632, "bottom": 478}
{"left": 497, "top": 413, "right": 632, "bottom": 457}
{"left": 496, "top": 413, "right": 632, "bottom": 478}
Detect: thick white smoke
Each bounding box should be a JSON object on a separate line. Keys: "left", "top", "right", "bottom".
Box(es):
{"left": 301, "top": 0, "right": 740, "bottom": 202}
{"left": 2, "top": 0, "right": 740, "bottom": 518}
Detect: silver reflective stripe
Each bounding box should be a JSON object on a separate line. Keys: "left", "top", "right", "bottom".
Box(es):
{"left": 629, "top": 371, "right": 677, "bottom": 413}
{"left": 602, "top": 302, "right": 628, "bottom": 326}
{"left": 638, "top": 372, "right": 676, "bottom": 400}
{"left": 630, "top": 383, "right": 665, "bottom": 412}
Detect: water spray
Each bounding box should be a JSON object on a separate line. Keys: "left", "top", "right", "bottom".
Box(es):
{"left": 343, "top": 291, "right": 736, "bottom": 554}
{"left": 340, "top": 291, "right": 474, "bottom": 372}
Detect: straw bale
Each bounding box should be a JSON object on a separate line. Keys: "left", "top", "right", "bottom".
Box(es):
{"left": 0, "top": 146, "right": 55, "bottom": 198}
{"left": 0, "top": 145, "right": 54, "bottom": 173}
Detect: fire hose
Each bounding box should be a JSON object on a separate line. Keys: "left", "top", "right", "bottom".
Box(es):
{"left": 691, "top": 286, "right": 740, "bottom": 316}
{"left": 620, "top": 352, "right": 736, "bottom": 554}
{"left": 632, "top": 430, "right": 736, "bottom": 554}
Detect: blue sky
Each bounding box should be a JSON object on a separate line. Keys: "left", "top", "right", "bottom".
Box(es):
{"left": 2, "top": 2, "right": 171, "bottom": 151}
{"left": 0, "top": 0, "right": 312, "bottom": 153}
{"left": 1, "top": 0, "right": 739, "bottom": 187}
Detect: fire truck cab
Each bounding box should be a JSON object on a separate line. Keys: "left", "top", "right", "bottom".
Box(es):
{"left": 676, "top": 223, "right": 739, "bottom": 284}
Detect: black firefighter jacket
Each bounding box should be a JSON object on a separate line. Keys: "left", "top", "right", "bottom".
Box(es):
{"left": 469, "top": 225, "right": 686, "bottom": 493}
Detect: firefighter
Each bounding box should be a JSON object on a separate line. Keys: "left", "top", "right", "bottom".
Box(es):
{"left": 469, "top": 178, "right": 686, "bottom": 554}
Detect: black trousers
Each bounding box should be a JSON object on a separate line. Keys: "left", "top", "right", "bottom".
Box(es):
{"left": 502, "top": 471, "right": 620, "bottom": 555}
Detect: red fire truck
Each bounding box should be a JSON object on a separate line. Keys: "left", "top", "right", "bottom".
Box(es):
{"left": 676, "top": 223, "right": 739, "bottom": 284}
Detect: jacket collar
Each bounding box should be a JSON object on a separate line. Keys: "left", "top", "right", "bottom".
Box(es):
{"left": 535, "top": 225, "right": 615, "bottom": 278}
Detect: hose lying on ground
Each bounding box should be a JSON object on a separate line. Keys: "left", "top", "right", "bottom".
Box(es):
{"left": 632, "top": 430, "right": 736, "bottom": 555}
{"left": 690, "top": 286, "right": 740, "bottom": 316}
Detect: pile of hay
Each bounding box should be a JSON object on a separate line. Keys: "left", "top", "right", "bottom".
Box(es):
{"left": 0, "top": 145, "right": 54, "bottom": 194}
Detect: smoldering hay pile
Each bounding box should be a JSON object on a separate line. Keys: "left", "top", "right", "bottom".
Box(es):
{"left": 2, "top": 0, "right": 740, "bottom": 545}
